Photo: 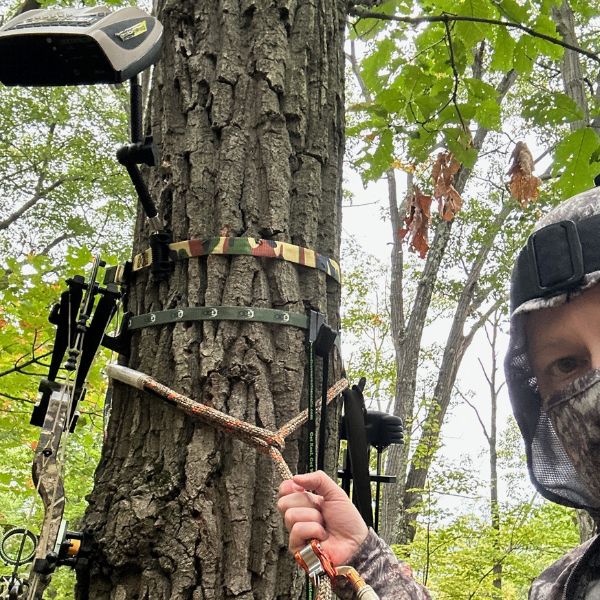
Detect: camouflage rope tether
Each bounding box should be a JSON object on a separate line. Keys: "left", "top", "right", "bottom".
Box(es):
{"left": 105, "top": 236, "right": 342, "bottom": 285}
{"left": 106, "top": 365, "right": 347, "bottom": 599}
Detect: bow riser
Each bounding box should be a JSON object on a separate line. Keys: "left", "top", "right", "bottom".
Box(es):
{"left": 27, "top": 388, "right": 70, "bottom": 600}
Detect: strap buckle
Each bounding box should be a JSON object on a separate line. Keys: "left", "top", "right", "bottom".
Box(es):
{"left": 294, "top": 540, "right": 337, "bottom": 586}
{"left": 527, "top": 220, "right": 584, "bottom": 295}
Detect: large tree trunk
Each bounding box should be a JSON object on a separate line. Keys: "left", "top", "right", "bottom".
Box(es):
{"left": 79, "top": 2, "right": 346, "bottom": 598}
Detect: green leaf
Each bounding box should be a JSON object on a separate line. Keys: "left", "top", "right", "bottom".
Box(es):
{"left": 553, "top": 128, "right": 600, "bottom": 196}
{"left": 443, "top": 127, "right": 478, "bottom": 167}
{"left": 490, "top": 27, "right": 515, "bottom": 71}
{"left": 522, "top": 91, "right": 584, "bottom": 126}
{"left": 360, "top": 37, "right": 395, "bottom": 91}
{"left": 359, "top": 128, "right": 395, "bottom": 182}
{"left": 532, "top": 14, "right": 565, "bottom": 61}
{"left": 475, "top": 98, "right": 502, "bottom": 130}
{"left": 492, "top": 0, "right": 529, "bottom": 22}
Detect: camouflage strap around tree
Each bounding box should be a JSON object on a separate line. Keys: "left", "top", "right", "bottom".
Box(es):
{"left": 127, "top": 306, "right": 309, "bottom": 332}
{"left": 104, "top": 236, "right": 342, "bottom": 285}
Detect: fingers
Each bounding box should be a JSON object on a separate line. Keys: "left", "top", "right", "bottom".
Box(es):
{"left": 277, "top": 490, "right": 322, "bottom": 517}
{"left": 288, "top": 521, "right": 328, "bottom": 554}
{"left": 277, "top": 490, "right": 327, "bottom": 555}
{"left": 291, "top": 471, "right": 347, "bottom": 501}
{"left": 283, "top": 506, "right": 324, "bottom": 533}
{"left": 278, "top": 479, "right": 305, "bottom": 498}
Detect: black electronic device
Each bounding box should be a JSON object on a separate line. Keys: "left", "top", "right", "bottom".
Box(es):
{"left": 0, "top": 6, "right": 163, "bottom": 86}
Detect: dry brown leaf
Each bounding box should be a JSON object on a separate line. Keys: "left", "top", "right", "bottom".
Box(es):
{"left": 399, "top": 185, "right": 432, "bottom": 258}
{"left": 439, "top": 187, "right": 463, "bottom": 222}
{"left": 432, "top": 151, "right": 463, "bottom": 222}
{"left": 507, "top": 141, "right": 541, "bottom": 207}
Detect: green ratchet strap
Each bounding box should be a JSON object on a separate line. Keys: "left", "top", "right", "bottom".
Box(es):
{"left": 127, "top": 306, "right": 309, "bottom": 331}
{"left": 104, "top": 236, "right": 342, "bottom": 285}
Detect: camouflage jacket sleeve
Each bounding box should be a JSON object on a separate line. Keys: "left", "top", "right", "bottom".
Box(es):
{"left": 528, "top": 534, "right": 599, "bottom": 600}
{"left": 333, "top": 529, "right": 430, "bottom": 600}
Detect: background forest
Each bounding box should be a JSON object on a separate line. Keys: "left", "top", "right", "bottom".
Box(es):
{"left": 0, "top": 0, "right": 598, "bottom": 597}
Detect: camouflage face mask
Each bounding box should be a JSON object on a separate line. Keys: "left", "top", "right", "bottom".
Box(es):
{"left": 544, "top": 369, "right": 600, "bottom": 501}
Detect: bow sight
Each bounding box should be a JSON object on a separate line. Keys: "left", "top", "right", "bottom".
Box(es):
{"left": 0, "top": 4, "right": 162, "bottom": 598}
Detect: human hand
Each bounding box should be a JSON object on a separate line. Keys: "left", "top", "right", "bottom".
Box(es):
{"left": 277, "top": 470, "right": 369, "bottom": 566}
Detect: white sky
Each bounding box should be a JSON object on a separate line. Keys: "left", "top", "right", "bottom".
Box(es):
{"left": 340, "top": 164, "right": 523, "bottom": 513}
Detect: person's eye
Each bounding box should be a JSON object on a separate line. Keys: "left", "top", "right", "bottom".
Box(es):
{"left": 548, "top": 356, "right": 586, "bottom": 378}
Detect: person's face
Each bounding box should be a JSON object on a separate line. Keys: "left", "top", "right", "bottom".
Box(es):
{"left": 526, "top": 283, "right": 600, "bottom": 400}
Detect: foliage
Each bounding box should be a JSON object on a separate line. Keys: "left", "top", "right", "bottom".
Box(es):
{"left": 341, "top": 241, "right": 397, "bottom": 412}
{"left": 347, "top": 0, "right": 600, "bottom": 197}
{"left": 0, "top": 2, "right": 136, "bottom": 596}
{"left": 0, "top": 84, "right": 133, "bottom": 261}
{"left": 403, "top": 500, "right": 579, "bottom": 599}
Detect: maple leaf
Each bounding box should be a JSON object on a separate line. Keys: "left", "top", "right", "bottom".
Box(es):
{"left": 507, "top": 141, "right": 541, "bottom": 207}
{"left": 432, "top": 152, "right": 463, "bottom": 221}
{"left": 398, "top": 186, "right": 432, "bottom": 258}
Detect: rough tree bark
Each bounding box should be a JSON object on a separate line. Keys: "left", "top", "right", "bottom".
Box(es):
{"left": 79, "top": 2, "right": 347, "bottom": 598}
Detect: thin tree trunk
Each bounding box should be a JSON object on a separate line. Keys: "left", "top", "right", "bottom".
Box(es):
{"left": 380, "top": 66, "right": 517, "bottom": 545}
{"left": 553, "top": 0, "right": 589, "bottom": 131}
{"left": 79, "top": 2, "right": 346, "bottom": 598}
{"left": 398, "top": 201, "right": 511, "bottom": 544}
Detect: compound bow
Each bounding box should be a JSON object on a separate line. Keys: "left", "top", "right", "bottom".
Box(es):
{"left": 0, "top": 257, "right": 124, "bottom": 599}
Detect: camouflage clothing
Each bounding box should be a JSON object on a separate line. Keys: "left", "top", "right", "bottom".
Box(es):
{"left": 506, "top": 188, "right": 600, "bottom": 510}
{"left": 333, "top": 529, "right": 430, "bottom": 600}
{"left": 545, "top": 370, "right": 600, "bottom": 500}
{"left": 529, "top": 534, "right": 600, "bottom": 600}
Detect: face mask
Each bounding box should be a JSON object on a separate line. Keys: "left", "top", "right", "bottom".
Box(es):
{"left": 544, "top": 369, "right": 600, "bottom": 501}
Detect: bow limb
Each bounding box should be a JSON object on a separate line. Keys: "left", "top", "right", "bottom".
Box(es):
{"left": 26, "top": 386, "right": 70, "bottom": 600}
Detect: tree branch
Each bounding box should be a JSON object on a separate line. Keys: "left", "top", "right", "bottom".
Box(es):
{"left": 0, "top": 177, "right": 67, "bottom": 230}
{"left": 444, "top": 20, "right": 468, "bottom": 134}
{"left": 347, "top": 8, "right": 600, "bottom": 64}
{"left": 39, "top": 232, "right": 78, "bottom": 256}
{"left": 0, "top": 349, "right": 52, "bottom": 378}
{"left": 455, "top": 385, "right": 491, "bottom": 443}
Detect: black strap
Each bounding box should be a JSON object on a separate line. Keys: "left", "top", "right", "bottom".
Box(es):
{"left": 314, "top": 323, "right": 337, "bottom": 471}
{"left": 512, "top": 215, "right": 600, "bottom": 311}
{"left": 342, "top": 379, "right": 373, "bottom": 528}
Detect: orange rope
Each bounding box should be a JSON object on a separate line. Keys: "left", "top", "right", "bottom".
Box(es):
{"left": 106, "top": 365, "right": 349, "bottom": 599}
